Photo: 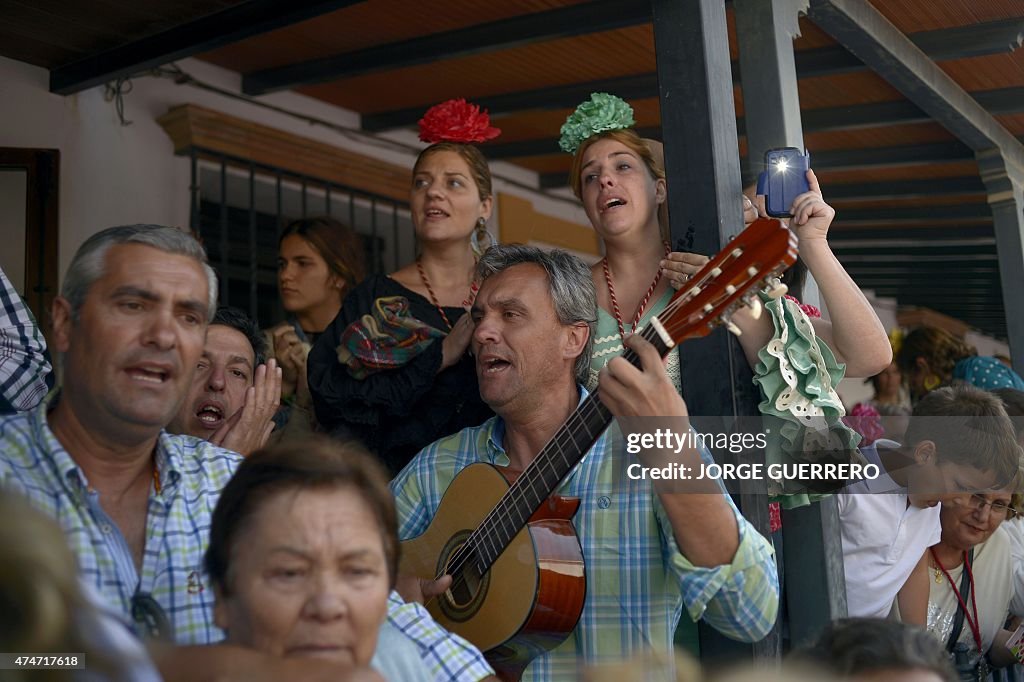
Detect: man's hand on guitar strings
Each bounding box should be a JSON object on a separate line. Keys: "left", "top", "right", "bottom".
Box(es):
{"left": 598, "top": 335, "right": 689, "bottom": 419}
{"left": 395, "top": 573, "right": 453, "bottom": 605}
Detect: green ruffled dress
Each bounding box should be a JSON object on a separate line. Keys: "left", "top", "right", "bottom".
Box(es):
{"left": 752, "top": 294, "right": 863, "bottom": 508}
{"left": 586, "top": 290, "right": 861, "bottom": 510}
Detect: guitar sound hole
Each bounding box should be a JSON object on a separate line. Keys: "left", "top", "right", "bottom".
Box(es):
{"left": 436, "top": 533, "right": 490, "bottom": 623}
{"left": 448, "top": 562, "right": 484, "bottom": 608}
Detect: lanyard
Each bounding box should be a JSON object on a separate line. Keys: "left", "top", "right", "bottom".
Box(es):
{"left": 931, "top": 547, "right": 983, "bottom": 654}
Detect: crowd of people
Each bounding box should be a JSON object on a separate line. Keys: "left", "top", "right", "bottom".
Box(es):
{"left": 0, "top": 94, "right": 1022, "bottom": 682}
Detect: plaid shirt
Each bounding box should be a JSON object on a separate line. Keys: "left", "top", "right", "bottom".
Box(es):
{"left": 0, "top": 392, "right": 241, "bottom": 645}
{"left": 0, "top": 393, "right": 497, "bottom": 679}
{"left": 0, "top": 267, "right": 51, "bottom": 412}
{"left": 386, "top": 592, "right": 494, "bottom": 681}
{"left": 391, "top": 393, "right": 780, "bottom": 681}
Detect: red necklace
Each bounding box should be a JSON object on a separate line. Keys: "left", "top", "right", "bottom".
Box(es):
{"left": 416, "top": 258, "right": 478, "bottom": 331}
{"left": 930, "top": 548, "right": 982, "bottom": 654}
{"left": 602, "top": 242, "right": 670, "bottom": 340}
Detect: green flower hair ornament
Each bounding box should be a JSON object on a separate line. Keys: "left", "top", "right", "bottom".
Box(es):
{"left": 558, "top": 93, "right": 636, "bottom": 154}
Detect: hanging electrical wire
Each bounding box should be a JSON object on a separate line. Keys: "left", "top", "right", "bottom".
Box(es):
{"left": 105, "top": 63, "right": 581, "bottom": 208}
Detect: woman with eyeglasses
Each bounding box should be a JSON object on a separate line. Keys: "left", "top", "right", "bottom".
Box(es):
{"left": 908, "top": 479, "right": 1024, "bottom": 680}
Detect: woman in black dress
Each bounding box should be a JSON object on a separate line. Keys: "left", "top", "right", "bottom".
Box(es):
{"left": 307, "top": 100, "right": 499, "bottom": 474}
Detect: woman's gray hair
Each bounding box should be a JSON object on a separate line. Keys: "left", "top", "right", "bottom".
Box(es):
{"left": 62, "top": 225, "right": 218, "bottom": 321}
{"left": 476, "top": 244, "right": 596, "bottom": 386}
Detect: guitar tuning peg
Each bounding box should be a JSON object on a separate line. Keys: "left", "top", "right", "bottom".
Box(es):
{"left": 724, "top": 318, "right": 742, "bottom": 336}
{"left": 765, "top": 277, "right": 788, "bottom": 300}
{"left": 743, "top": 296, "right": 763, "bottom": 320}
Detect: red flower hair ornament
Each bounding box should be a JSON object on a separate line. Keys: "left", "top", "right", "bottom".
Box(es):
{"left": 418, "top": 99, "right": 501, "bottom": 144}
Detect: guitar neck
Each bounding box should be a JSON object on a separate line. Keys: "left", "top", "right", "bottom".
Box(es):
{"left": 471, "top": 323, "right": 673, "bottom": 570}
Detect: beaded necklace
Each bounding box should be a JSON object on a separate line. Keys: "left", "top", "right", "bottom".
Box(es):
{"left": 416, "top": 258, "right": 478, "bottom": 331}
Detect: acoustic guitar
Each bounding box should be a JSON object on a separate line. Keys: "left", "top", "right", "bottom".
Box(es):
{"left": 399, "top": 217, "right": 797, "bottom": 679}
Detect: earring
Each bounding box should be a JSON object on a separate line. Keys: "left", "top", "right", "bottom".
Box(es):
{"left": 923, "top": 374, "right": 942, "bottom": 391}
{"left": 471, "top": 217, "right": 497, "bottom": 257}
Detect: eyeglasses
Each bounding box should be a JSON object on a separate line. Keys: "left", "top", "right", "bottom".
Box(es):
{"left": 130, "top": 592, "right": 173, "bottom": 642}
{"left": 961, "top": 493, "right": 1019, "bottom": 520}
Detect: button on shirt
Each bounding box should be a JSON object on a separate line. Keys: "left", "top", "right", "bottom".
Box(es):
{"left": 390, "top": 390, "right": 780, "bottom": 681}
{"left": 0, "top": 392, "right": 241, "bottom": 645}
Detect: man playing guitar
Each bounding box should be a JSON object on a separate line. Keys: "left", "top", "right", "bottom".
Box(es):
{"left": 391, "top": 244, "right": 779, "bottom": 680}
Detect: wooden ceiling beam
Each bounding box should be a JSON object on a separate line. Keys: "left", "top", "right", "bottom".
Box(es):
{"left": 362, "top": 21, "right": 1024, "bottom": 132}
{"left": 825, "top": 176, "right": 985, "bottom": 201}
{"left": 807, "top": 0, "right": 1024, "bottom": 174}
{"left": 242, "top": 0, "right": 650, "bottom": 95}
{"left": 483, "top": 87, "right": 1024, "bottom": 166}
{"left": 49, "top": 0, "right": 367, "bottom": 95}
{"left": 485, "top": 126, "right": 662, "bottom": 160}
{"left": 908, "top": 18, "right": 1024, "bottom": 61}
{"left": 538, "top": 140, "right": 976, "bottom": 187}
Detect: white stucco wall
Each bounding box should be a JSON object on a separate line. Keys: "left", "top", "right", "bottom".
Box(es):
{"left": 0, "top": 56, "right": 191, "bottom": 278}
{"left": 0, "top": 55, "right": 591, "bottom": 285}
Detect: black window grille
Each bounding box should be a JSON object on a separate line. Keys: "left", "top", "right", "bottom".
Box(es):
{"left": 188, "top": 150, "right": 413, "bottom": 327}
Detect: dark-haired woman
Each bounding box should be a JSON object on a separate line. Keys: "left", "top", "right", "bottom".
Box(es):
{"left": 270, "top": 216, "right": 366, "bottom": 412}
{"left": 897, "top": 325, "right": 1024, "bottom": 403}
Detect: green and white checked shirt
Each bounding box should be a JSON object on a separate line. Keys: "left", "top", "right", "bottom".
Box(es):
{"left": 0, "top": 392, "right": 496, "bottom": 681}
{"left": 0, "top": 392, "right": 241, "bottom": 644}
{"left": 391, "top": 390, "right": 780, "bottom": 681}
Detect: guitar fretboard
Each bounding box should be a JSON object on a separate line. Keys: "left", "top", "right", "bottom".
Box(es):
{"left": 468, "top": 323, "right": 672, "bottom": 571}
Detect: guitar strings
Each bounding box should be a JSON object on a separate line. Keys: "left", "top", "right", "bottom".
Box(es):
{"left": 436, "top": 327, "right": 658, "bottom": 595}
{"left": 435, "top": 252, "right": 738, "bottom": 591}
{"left": 434, "top": 244, "right": 776, "bottom": 599}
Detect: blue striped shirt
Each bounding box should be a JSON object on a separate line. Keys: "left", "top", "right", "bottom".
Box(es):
{"left": 391, "top": 395, "right": 780, "bottom": 680}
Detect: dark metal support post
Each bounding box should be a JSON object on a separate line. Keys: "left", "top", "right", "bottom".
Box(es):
{"left": 780, "top": 496, "right": 847, "bottom": 647}
{"left": 977, "top": 150, "right": 1024, "bottom": 372}
{"left": 734, "top": 0, "right": 806, "bottom": 163}
{"left": 651, "top": 0, "right": 778, "bottom": 661}
{"left": 735, "top": 0, "right": 846, "bottom": 643}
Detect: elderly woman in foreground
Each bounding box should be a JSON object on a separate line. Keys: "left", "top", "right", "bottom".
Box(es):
{"left": 204, "top": 437, "right": 427, "bottom": 681}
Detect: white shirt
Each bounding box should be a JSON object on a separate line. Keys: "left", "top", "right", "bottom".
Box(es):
{"left": 838, "top": 439, "right": 942, "bottom": 618}
{"left": 1002, "top": 517, "right": 1024, "bottom": 617}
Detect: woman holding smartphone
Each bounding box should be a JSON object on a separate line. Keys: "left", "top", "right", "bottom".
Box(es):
{"left": 560, "top": 93, "right": 891, "bottom": 387}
